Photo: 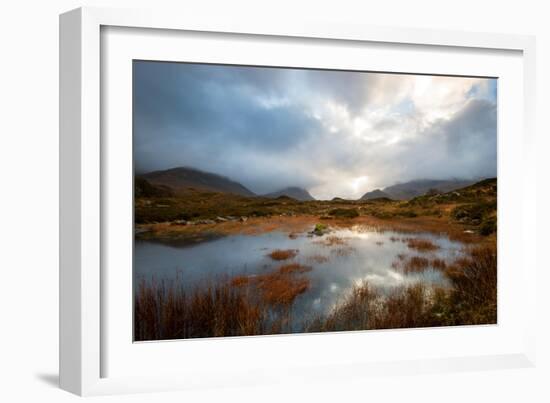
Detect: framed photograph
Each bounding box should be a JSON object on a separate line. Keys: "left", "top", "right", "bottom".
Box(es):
{"left": 60, "top": 7, "right": 537, "bottom": 396}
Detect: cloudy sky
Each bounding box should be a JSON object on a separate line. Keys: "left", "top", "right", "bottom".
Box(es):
{"left": 133, "top": 61, "right": 497, "bottom": 200}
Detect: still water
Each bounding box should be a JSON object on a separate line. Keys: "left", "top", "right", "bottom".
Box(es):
{"left": 135, "top": 227, "right": 465, "bottom": 322}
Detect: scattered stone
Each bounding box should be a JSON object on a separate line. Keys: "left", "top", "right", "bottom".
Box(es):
{"left": 463, "top": 230, "right": 475, "bottom": 234}
{"left": 240, "top": 216, "right": 248, "bottom": 222}
{"left": 193, "top": 219, "right": 216, "bottom": 225}
{"left": 216, "top": 216, "right": 228, "bottom": 222}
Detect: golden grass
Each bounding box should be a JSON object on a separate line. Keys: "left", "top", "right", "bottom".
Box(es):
{"left": 267, "top": 249, "right": 298, "bottom": 261}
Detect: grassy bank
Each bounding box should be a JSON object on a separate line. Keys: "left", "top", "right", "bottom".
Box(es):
{"left": 134, "top": 178, "right": 497, "bottom": 247}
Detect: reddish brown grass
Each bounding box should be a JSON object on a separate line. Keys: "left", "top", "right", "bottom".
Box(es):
{"left": 445, "top": 245, "right": 497, "bottom": 324}
{"left": 257, "top": 274, "right": 310, "bottom": 305}
{"left": 278, "top": 263, "right": 313, "bottom": 274}
{"left": 406, "top": 238, "right": 439, "bottom": 252}
{"left": 231, "top": 275, "right": 252, "bottom": 287}
{"left": 267, "top": 249, "right": 298, "bottom": 261}
{"left": 231, "top": 263, "right": 312, "bottom": 306}
{"left": 403, "top": 256, "right": 430, "bottom": 273}
{"left": 430, "top": 258, "right": 447, "bottom": 270}
{"left": 134, "top": 279, "right": 265, "bottom": 340}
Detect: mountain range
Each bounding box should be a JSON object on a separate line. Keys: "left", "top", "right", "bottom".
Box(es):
{"left": 263, "top": 187, "right": 315, "bottom": 201}
{"left": 361, "top": 179, "right": 478, "bottom": 201}
{"left": 138, "top": 167, "right": 482, "bottom": 201}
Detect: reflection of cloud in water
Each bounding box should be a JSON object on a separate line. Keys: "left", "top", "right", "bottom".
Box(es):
{"left": 135, "top": 227, "right": 465, "bottom": 328}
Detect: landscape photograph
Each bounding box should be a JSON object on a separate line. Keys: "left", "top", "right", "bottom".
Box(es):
{"left": 133, "top": 61, "right": 497, "bottom": 341}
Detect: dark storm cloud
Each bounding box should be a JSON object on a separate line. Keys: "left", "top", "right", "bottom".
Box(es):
{"left": 382, "top": 99, "right": 497, "bottom": 184}
{"left": 133, "top": 61, "right": 497, "bottom": 199}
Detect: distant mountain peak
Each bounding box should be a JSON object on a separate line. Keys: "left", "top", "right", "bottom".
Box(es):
{"left": 263, "top": 186, "right": 315, "bottom": 201}
{"left": 361, "top": 178, "right": 479, "bottom": 201}
{"left": 360, "top": 189, "right": 392, "bottom": 200}
{"left": 140, "top": 166, "right": 255, "bottom": 196}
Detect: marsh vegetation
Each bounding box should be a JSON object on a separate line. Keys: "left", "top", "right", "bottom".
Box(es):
{"left": 134, "top": 178, "right": 497, "bottom": 341}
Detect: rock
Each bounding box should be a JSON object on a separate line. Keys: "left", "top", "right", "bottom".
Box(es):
{"left": 216, "top": 216, "right": 228, "bottom": 222}
{"left": 193, "top": 219, "right": 215, "bottom": 225}
{"left": 240, "top": 216, "right": 248, "bottom": 222}
{"left": 463, "top": 230, "right": 475, "bottom": 234}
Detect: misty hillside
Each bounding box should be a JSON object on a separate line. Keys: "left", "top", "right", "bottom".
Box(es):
{"left": 135, "top": 177, "right": 175, "bottom": 198}
{"left": 361, "top": 189, "right": 392, "bottom": 200}
{"left": 263, "top": 187, "right": 315, "bottom": 201}
{"left": 140, "top": 167, "right": 256, "bottom": 196}
{"left": 362, "top": 179, "right": 478, "bottom": 200}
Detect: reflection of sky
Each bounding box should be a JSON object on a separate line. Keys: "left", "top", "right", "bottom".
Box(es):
{"left": 135, "top": 229, "right": 465, "bottom": 325}
{"left": 134, "top": 62, "right": 497, "bottom": 199}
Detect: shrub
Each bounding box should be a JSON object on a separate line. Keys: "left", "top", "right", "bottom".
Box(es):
{"left": 451, "top": 201, "right": 496, "bottom": 225}
{"left": 480, "top": 216, "right": 497, "bottom": 235}
{"left": 445, "top": 246, "right": 497, "bottom": 324}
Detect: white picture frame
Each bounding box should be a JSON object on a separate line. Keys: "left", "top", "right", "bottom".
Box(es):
{"left": 59, "top": 6, "right": 537, "bottom": 396}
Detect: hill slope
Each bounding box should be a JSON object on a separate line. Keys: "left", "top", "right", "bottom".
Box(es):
{"left": 140, "top": 167, "right": 255, "bottom": 196}
{"left": 361, "top": 189, "right": 392, "bottom": 200}
{"left": 363, "top": 178, "right": 478, "bottom": 200}
{"left": 263, "top": 187, "right": 315, "bottom": 201}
